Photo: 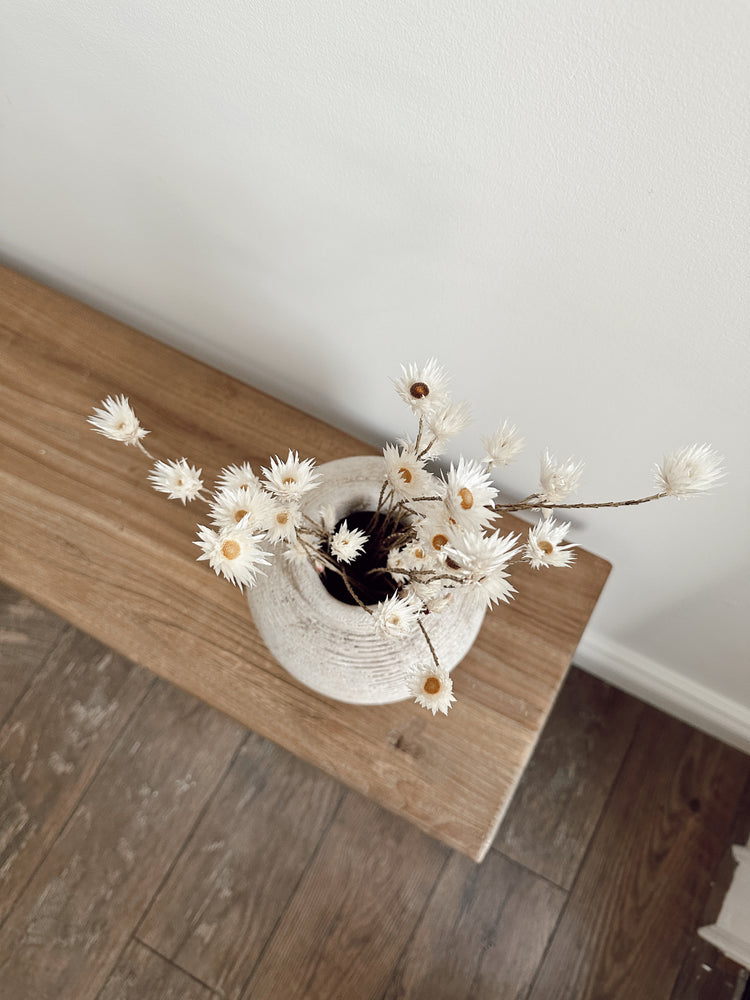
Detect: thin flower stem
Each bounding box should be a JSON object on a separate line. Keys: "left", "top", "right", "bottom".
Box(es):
{"left": 297, "top": 535, "right": 334, "bottom": 571}
{"left": 409, "top": 570, "right": 466, "bottom": 584}
{"left": 136, "top": 440, "right": 155, "bottom": 461}
{"left": 301, "top": 512, "right": 328, "bottom": 537}
{"left": 339, "top": 566, "right": 373, "bottom": 614}
{"left": 299, "top": 535, "right": 374, "bottom": 614}
{"left": 417, "top": 437, "right": 437, "bottom": 461}
{"left": 365, "top": 481, "right": 389, "bottom": 535}
{"left": 418, "top": 618, "right": 440, "bottom": 670}
{"left": 494, "top": 492, "right": 668, "bottom": 513}
{"left": 382, "top": 527, "right": 415, "bottom": 549}
{"left": 414, "top": 416, "right": 424, "bottom": 455}
{"left": 380, "top": 490, "right": 400, "bottom": 534}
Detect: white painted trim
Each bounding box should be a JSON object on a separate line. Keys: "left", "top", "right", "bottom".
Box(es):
{"left": 698, "top": 926, "right": 750, "bottom": 969}
{"left": 699, "top": 843, "right": 750, "bottom": 970}
{"left": 574, "top": 632, "right": 750, "bottom": 755}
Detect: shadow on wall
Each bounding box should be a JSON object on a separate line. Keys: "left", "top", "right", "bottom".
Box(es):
{"left": 0, "top": 173, "right": 348, "bottom": 436}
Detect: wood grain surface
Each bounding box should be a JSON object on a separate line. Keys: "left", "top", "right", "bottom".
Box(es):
{"left": 0, "top": 582, "right": 69, "bottom": 725}
{"left": 1, "top": 591, "right": 748, "bottom": 1000}
{"left": 98, "top": 940, "right": 218, "bottom": 1000}
{"left": 383, "top": 851, "right": 567, "bottom": 1000}
{"left": 526, "top": 708, "right": 750, "bottom": 1000}
{"left": 138, "top": 733, "right": 345, "bottom": 998}
{"left": 241, "top": 793, "right": 449, "bottom": 1000}
{"left": 0, "top": 680, "right": 245, "bottom": 1000}
{"left": 0, "top": 629, "right": 152, "bottom": 925}
{"left": 493, "top": 666, "right": 644, "bottom": 889}
{"left": 0, "top": 263, "right": 610, "bottom": 860}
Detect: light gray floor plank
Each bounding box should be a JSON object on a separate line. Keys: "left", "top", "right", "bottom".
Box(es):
{"left": 138, "top": 732, "right": 344, "bottom": 999}
{"left": 0, "top": 582, "right": 69, "bottom": 724}
{"left": 384, "top": 851, "right": 567, "bottom": 1000}
{"left": 0, "top": 629, "right": 153, "bottom": 926}
{"left": 97, "top": 939, "right": 217, "bottom": 1000}
{"left": 242, "top": 793, "right": 449, "bottom": 1000}
{"left": 0, "top": 679, "right": 246, "bottom": 1000}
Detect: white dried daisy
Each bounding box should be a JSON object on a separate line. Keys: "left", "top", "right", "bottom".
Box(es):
{"left": 262, "top": 450, "right": 321, "bottom": 503}
{"left": 284, "top": 534, "right": 321, "bottom": 564}
{"left": 404, "top": 578, "right": 447, "bottom": 603}
{"left": 408, "top": 664, "right": 456, "bottom": 716}
{"left": 445, "top": 528, "right": 521, "bottom": 607}
{"left": 482, "top": 421, "right": 525, "bottom": 468}
{"left": 524, "top": 518, "right": 576, "bottom": 569}
{"left": 373, "top": 591, "right": 423, "bottom": 638}
{"left": 209, "top": 485, "right": 275, "bottom": 533}
{"left": 266, "top": 502, "right": 302, "bottom": 544}
{"left": 88, "top": 395, "right": 151, "bottom": 454}
{"left": 442, "top": 458, "right": 498, "bottom": 529}
{"left": 394, "top": 359, "right": 451, "bottom": 417}
{"left": 389, "top": 540, "right": 441, "bottom": 579}
{"left": 424, "top": 591, "right": 454, "bottom": 613}
{"left": 655, "top": 444, "right": 725, "bottom": 498}
{"left": 422, "top": 400, "right": 472, "bottom": 456}
{"left": 195, "top": 524, "right": 271, "bottom": 589}
{"left": 317, "top": 504, "right": 338, "bottom": 533}
{"left": 387, "top": 546, "right": 409, "bottom": 583}
{"left": 414, "top": 508, "right": 458, "bottom": 560}
{"left": 216, "top": 462, "right": 260, "bottom": 491}
{"left": 148, "top": 458, "right": 204, "bottom": 504}
{"left": 538, "top": 450, "right": 585, "bottom": 505}
{"left": 383, "top": 444, "right": 436, "bottom": 502}
{"left": 330, "top": 521, "right": 368, "bottom": 564}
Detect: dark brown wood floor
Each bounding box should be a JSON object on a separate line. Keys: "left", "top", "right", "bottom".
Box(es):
{"left": 0, "top": 580, "right": 748, "bottom": 1000}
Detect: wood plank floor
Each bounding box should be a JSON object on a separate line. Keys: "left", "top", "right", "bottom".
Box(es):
{"left": 0, "top": 580, "right": 748, "bottom": 1000}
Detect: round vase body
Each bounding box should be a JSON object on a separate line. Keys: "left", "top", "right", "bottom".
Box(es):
{"left": 246, "top": 455, "right": 486, "bottom": 704}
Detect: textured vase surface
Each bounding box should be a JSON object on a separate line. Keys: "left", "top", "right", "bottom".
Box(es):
{"left": 247, "top": 455, "right": 487, "bottom": 704}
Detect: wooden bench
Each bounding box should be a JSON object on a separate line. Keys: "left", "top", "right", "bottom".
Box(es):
{"left": 0, "top": 265, "right": 611, "bottom": 861}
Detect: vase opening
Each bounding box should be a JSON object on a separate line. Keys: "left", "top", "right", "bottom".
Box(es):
{"left": 319, "top": 510, "right": 401, "bottom": 607}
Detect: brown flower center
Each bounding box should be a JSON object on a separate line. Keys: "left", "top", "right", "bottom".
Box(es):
{"left": 431, "top": 533, "right": 449, "bottom": 551}
{"left": 410, "top": 381, "right": 430, "bottom": 399}
{"left": 399, "top": 467, "right": 413, "bottom": 483}
{"left": 423, "top": 676, "right": 441, "bottom": 695}
{"left": 539, "top": 540, "right": 554, "bottom": 554}
{"left": 234, "top": 509, "right": 248, "bottom": 523}
{"left": 221, "top": 539, "right": 241, "bottom": 560}
{"left": 458, "top": 487, "right": 474, "bottom": 510}
{"left": 414, "top": 548, "right": 426, "bottom": 560}
{"left": 276, "top": 512, "right": 289, "bottom": 525}
{"left": 282, "top": 476, "right": 296, "bottom": 485}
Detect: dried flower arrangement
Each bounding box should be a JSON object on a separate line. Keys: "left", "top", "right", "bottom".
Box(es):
{"left": 89, "top": 360, "right": 723, "bottom": 716}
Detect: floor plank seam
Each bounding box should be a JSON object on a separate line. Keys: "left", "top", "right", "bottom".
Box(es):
{"left": 235, "top": 787, "right": 348, "bottom": 1000}
{"left": 376, "top": 848, "right": 454, "bottom": 1000}
{"left": 519, "top": 704, "right": 648, "bottom": 1000}
{"left": 492, "top": 848, "right": 571, "bottom": 894}
{"left": 0, "top": 673, "right": 159, "bottom": 940}
{"left": 132, "top": 729, "right": 252, "bottom": 947}
{"left": 126, "top": 936, "right": 219, "bottom": 996}
{"left": 520, "top": 871, "right": 577, "bottom": 1000}
{"left": 559, "top": 700, "right": 647, "bottom": 899}
{"left": 465, "top": 860, "right": 527, "bottom": 1000}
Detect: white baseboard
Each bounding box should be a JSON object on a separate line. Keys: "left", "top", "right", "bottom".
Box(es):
{"left": 574, "top": 632, "right": 750, "bottom": 756}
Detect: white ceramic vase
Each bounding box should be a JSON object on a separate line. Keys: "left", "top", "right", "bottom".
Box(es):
{"left": 246, "top": 455, "right": 487, "bottom": 705}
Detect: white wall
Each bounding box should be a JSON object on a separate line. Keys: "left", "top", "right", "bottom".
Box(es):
{"left": 3, "top": 2, "right": 748, "bottom": 739}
